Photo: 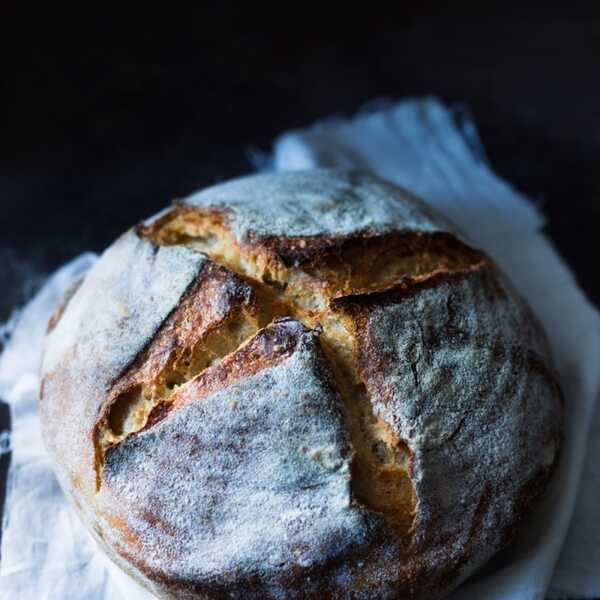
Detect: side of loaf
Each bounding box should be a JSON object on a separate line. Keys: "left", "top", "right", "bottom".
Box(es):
{"left": 40, "top": 169, "right": 562, "bottom": 600}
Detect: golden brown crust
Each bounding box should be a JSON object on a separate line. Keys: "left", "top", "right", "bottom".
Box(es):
{"left": 145, "top": 316, "right": 308, "bottom": 428}
{"left": 140, "top": 205, "right": 486, "bottom": 295}
{"left": 94, "top": 261, "right": 260, "bottom": 454}
{"left": 40, "top": 170, "right": 563, "bottom": 600}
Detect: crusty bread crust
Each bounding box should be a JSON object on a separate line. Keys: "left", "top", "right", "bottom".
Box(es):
{"left": 40, "top": 169, "right": 562, "bottom": 599}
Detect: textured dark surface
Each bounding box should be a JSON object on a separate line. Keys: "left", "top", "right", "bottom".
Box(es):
{"left": 1, "top": 7, "right": 599, "bottom": 591}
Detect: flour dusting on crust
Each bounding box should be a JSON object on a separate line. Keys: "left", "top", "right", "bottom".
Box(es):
{"left": 344, "top": 266, "right": 562, "bottom": 582}
{"left": 98, "top": 321, "right": 369, "bottom": 593}
{"left": 183, "top": 169, "right": 449, "bottom": 241}
{"left": 41, "top": 231, "right": 206, "bottom": 496}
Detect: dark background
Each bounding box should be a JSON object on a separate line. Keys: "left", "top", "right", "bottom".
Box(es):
{"left": 1, "top": 6, "right": 599, "bottom": 588}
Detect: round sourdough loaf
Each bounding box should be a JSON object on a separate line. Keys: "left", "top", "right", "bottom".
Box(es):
{"left": 40, "top": 169, "right": 562, "bottom": 599}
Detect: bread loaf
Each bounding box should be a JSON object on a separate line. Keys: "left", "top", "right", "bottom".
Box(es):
{"left": 40, "top": 169, "right": 562, "bottom": 599}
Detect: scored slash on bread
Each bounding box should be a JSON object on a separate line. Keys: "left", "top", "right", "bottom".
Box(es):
{"left": 40, "top": 170, "right": 562, "bottom": 600}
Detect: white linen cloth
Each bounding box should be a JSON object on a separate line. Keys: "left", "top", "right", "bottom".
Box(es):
{"left": 1, "top": 98, "right": 599, "bottom": 600}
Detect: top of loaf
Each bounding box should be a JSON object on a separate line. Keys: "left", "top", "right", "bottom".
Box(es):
{"left": 182, "top": 169, "right": 448, "bottom": 241}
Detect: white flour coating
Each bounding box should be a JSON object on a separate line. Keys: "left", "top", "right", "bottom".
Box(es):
{"left": 99, "top": 322, "right": 368, "bottom": 587}
{"left": 359, "top": 266, "right": 561, "bottom": 579}
{"left": 41, "top": 231, "right": 206, "bottom": 494}
{"left": 182, "top": 169, "right": 451, "bottom": 241}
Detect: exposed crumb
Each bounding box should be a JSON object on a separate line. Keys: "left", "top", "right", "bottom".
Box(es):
{"left": 136, "top": 201, "right": 460, "bottom": 532}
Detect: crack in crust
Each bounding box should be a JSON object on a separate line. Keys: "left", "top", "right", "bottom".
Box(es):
{"left": 94, "top": 205, "right": 489, "bottom": 535}
{"left": 93, "top": 261, "right": 264, "bottom": 490}
{"left": 142, "top": 316, "right": 307, "bottom": 429}
{"left": 141, "top": 206, "right": 486, "bottom": 299}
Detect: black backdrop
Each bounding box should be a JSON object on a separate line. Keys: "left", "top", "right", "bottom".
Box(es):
{"left": 1, "top": 6, "right": 599, "bottom": 587}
